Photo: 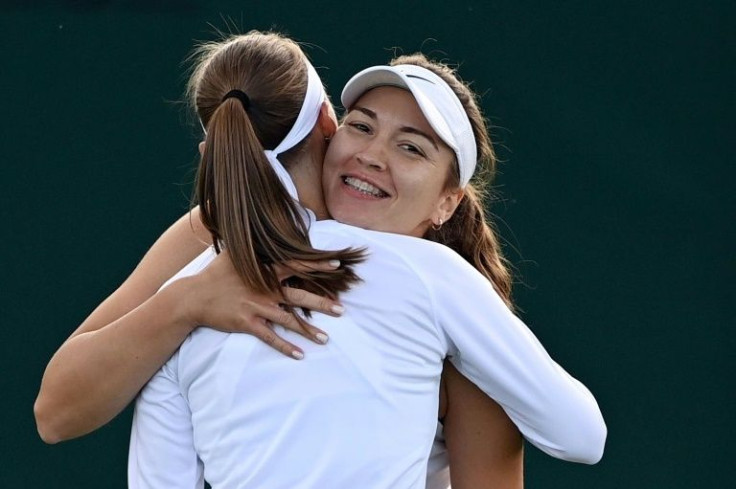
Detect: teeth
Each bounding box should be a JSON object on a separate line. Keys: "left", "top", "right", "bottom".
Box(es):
{"left": 343, "top": 177, "right": 387, "bottom": 197}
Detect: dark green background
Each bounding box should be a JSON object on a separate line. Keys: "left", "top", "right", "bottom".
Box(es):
{"left": 3, "top": 1, "right": 733, "bottom": 486}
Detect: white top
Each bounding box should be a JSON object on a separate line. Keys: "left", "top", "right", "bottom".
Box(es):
{"left": 128, "top": 220, "right": 606, "bottom": 489}
{"left": 426, "top": 424, "right": 450, "bottom": 489}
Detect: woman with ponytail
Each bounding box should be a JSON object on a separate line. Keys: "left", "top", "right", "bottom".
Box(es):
{"left": 189, "top": 34, "right": 365, "bottom": 308}
{"left": 36, "top": 31, "right": 605, "bottom": 489}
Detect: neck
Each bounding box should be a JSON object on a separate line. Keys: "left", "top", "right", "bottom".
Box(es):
{"left": 286, "top": 135, "right": 329, "bottom": 220}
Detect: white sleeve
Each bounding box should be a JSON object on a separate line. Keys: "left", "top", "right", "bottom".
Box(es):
{"left": 128, "top": 352, "right": 204, "bottom": 489}
{"left": 431, "top": 252, "right": 607, "bottom": 464}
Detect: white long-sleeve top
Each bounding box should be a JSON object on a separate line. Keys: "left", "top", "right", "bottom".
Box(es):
{"left": 128, "top": 219, "right": 606, "bottom": 489}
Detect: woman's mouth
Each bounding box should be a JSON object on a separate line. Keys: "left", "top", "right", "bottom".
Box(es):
{"left": 342, "top": 176, "right": 389, "bottom": 198}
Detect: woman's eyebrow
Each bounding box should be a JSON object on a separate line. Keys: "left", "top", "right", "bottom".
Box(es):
{"left": 352, "top": 106, "right": 377, "bottom": 119}
{"left": 399, "top": 126, "right": 439, "bottom": 151}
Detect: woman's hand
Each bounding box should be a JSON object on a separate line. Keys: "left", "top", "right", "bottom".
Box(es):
{"left": 180, "top": 250, "right": 345, "bottom": 359}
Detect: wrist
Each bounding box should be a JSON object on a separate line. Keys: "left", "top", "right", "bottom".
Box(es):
{"left": 158, "top": 277, "right": 200, "bottom": 334}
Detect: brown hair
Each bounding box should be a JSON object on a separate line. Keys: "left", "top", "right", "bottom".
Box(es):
{"left": 390, "top": 54, "right": 514, "bottom": 309}
{"left": 187, "top": 31, "right": 364, "bottom": 305}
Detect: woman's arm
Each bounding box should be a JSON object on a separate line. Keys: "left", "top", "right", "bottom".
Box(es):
{"left": 34, "top": 209, "right": 209, "bottom": 443}
{"left": 425, "top": 248, "right": 607, "bottom": 464}
{"left": 34, "top": 207, "right": 342, "bottom": 443}
{"left": 441, "top": 361, "right": 523, "bottom": 489}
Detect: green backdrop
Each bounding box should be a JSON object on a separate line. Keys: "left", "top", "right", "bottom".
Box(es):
{"left": 3, "top": 1, "right": 733, "bottom": 487}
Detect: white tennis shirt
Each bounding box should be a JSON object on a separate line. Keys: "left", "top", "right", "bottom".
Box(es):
{"left": 128, "top": 219, "right": 606, "bottom": 488}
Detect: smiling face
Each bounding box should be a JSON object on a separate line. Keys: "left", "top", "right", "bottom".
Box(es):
{"left": 322, "top": 86, "right": 463, "bottom": 237}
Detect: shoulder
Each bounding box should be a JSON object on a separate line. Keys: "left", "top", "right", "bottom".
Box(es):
{"left": 311, "top": 220, "right": 465, "bottom": 265}
{"left": 310, "top": 220, "right": 486, "bottom": 298}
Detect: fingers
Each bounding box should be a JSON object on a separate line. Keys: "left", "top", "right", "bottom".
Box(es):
{"left": 258, "top": 303, "right": 331, "bottom": 346}
{"left": 209, "top": 303, "right": 324, "bottom": 360}
{"left": 247, "top": 319, "right": 305, "bottom": 360}
{"left": 274, "top": 259, "right": 341, "bottom": 282}
{"left": 282, "top": 287, "right": 345, "bottom": 317}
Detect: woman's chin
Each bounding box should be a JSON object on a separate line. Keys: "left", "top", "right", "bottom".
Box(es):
{"left": 333, "top": 214, "right": 374, "bottom": 230}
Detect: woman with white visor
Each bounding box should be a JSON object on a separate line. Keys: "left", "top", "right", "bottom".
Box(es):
{"left": 35, "top": 32, "right": 606, "bottom": 488}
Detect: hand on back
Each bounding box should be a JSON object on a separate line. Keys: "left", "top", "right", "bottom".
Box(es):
{"left": 180, "top": 250, "right": 344, "bottom": 359}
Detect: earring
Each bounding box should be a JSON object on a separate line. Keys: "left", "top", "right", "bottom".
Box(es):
{"left": 432, "top": 218, "right": 443, "bottom": 231}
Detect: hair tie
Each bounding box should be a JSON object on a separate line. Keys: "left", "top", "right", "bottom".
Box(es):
{"left": 222, "top": 89, "right": 250, "bottom": 111}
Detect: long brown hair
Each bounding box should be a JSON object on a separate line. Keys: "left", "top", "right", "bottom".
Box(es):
{"left": 390, "top": 54, "right": 514, "bottom": 309}
{"left": 188, "top": 31, "right": 364, "bottom": 304}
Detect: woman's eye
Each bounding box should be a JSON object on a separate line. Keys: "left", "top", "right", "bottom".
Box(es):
{"left": 400, "top": 143, "right": 425, "bottom": 157}
{"left": 349, "top": 122, "right": 371, "bottom": 133}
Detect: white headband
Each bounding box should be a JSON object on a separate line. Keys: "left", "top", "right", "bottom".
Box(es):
{"left": 200, "top": 59, "right": 326, "bottom": 201}
{"left": 341, "top": 64, "right": 477, "bottom": 187}
{"left": 264, "top": 60, "right": 326, "bottom": 200}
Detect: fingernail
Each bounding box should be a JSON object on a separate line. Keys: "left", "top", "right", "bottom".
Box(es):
{"left": 330, "top": 304, "right": 345, "bottom": 315}
{"left": 292, "top": 350, "right": 304, "bottom": 360}
{"left": 329, "top": 259, "right": 340, "bottom": 268}
{"left": 315, "top": 332, "right": 329, "bottom": 344}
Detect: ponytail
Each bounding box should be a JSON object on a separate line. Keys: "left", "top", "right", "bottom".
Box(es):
{"left": 191, "top": 32, "right": 365, "bottom": 307}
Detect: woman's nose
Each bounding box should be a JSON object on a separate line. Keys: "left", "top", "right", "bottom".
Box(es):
{"left": 355, "top": 146, "right": 387, "bottom": 171}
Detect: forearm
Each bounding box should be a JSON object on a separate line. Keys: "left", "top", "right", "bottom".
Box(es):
{"left": 35, "top": 279, "right": 196, "bottom": 443}
{"left": 437, "top": 256, "right": 606, "bottom": 463}
{"left": 451, "top": 330, "right": 606, "bottom": 464}
{"left": 449, "top": 319, "right": 606, "bottom": 464}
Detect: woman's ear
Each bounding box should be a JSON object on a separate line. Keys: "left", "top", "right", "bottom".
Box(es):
{"left": 198, "top": 141, "right": 206, "bottom": 155}
{"left": 318, "top": 101, "right": 338, "bottom": 139}
{"left": 434, "top": 188, "right": 465, "bottom": 225}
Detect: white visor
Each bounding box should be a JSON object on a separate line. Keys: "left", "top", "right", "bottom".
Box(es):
{"left": 341, "top": 64, "right": 477, "bottom": 187}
